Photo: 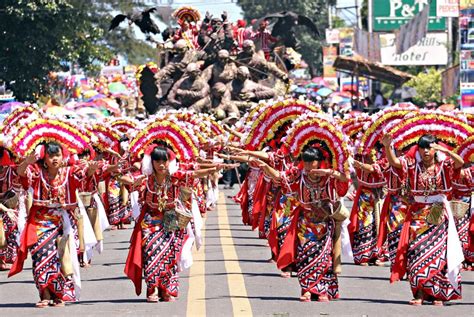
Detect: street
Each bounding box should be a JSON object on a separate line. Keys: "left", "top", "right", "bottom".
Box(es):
{"left": 1, "top": 187, "right": 473, "bottom": 317}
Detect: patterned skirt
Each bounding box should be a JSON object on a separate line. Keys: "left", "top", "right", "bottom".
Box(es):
{"left": 30, "top": 210, "right": 76, "bottom": 301}
{"left": 352, "top": 188, "right": 381, "bottom": 264}
{"left": 454, "top": 195, "right": 471, "bottom": 261}
{"left": 386, "top": 194, "right": 407, "bottom": 266}
{"left": 142, "top": 213, "right": 185, "bottom": 297}
{"left": 0, "top": 211, "right": 19, "bottom": 264}
{"left": 107, "top": 181, "right": 131, "bottom": 225}
{"left": 407, "top": 205, "right": 462, "bottom": 301}
{"left": 296, "top": 218, "right": 338, "bottom": 299}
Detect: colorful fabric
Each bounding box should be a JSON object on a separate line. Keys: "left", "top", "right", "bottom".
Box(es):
{"left": 351, "top": 188, "right": 380, "bottom": 264}
{"left": 296, "top": 212, "right": 338, "bottom": 299}
{"left": 454, "top": 195, "right": 472, "bottom": 261}
{"left": 141, "top": 212, "right": 185, "bottom": 297}
{"left": 107, "top": 179, "right": 131, "bottom": 225}
{"left": 406, "top": 204, "right": 462, "bottom": 301}
{"left": 0, "top": 211, "right": 19, "bottom": 264}
{"left": 30, "top": 209, "right": 76, "bottom": 301}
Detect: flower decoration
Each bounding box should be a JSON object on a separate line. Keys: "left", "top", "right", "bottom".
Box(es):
{"left": 357, "top": 105, "right": 418, "bottom": 155}
{"left": 455, "top": 134, "right": 474, "bottom": 163}
{"left": 129, "top": 119, "right": 200, "bottom": 162}
{"left": 90, "top": 123, "right": 121, "bottom": 153}
{"left": 387, "top": 111, "right": 474, "bottom": 150}
{"left": 283, "top": 113, "right": 351, "bottom": 172}
{"left": 10, "top": 118, "right": 91, "bottom": 158}
{"left": 244, "top": 99, "right": 320, "bottom": 151}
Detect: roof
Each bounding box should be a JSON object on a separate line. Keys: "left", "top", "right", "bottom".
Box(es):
{"left": 333, "top": 55, "right": 414, "bottom": 86}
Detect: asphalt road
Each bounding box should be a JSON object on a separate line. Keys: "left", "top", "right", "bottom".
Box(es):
{"left": 1, "top": 187, "right": 473, "bottom": 316}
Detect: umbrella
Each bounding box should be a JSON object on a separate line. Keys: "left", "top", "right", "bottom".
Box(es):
{"left": 87, "top": 93, "right": 107, "bottom": 102}
{"left": 44, "top": 106, "right": 78, "bottom": 119}
{"left": 0, "top": 102, "right": 24, "bottom": 114}
{"left": 311, "top": 77, "right": 329, "bottom": 87}
{"left": 316, "top": 87, "right": 333, "bottom": 97}
{"left": 304, "top": 83, "right": 320, "bottom": 89}
{"left": 82, "top": 90, "right": 99, "bottom": 100}
{"left": 76, "top": 107, "right": 106, "bottom": 120}
{"left": 293, "top": 87, "right": 307, "bottom": 94}
{"left": 437, "top": 104, "right": 456, "bottom": 111}
{"left": 392, "top": 86, "right": 417, "bottom": 100}
{"left": 108, "top": 82, "right": 128, "bottom": 94}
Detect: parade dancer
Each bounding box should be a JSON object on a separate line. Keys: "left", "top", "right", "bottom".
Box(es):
{"left": 0, "top": 146, "right": 21, "bottom": 271}
{"left": 10, "top": 141, "right": 98, "bottom": 307}
{"left": 348, "top": 149, "right": 388, "bottom": 266}
{"left": 384, "top": 134, "right": 465, "bottom": 306}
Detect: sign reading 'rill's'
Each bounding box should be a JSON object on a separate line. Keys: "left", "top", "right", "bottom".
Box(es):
{"left": 372, "top": 0, "right": 446, "bottom": 31}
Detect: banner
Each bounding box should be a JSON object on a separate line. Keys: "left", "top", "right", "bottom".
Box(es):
{"left": 339, "top": 28, "right": 355, "bottom": 57}
{"left": 460, "top": 3, "right": 474, "bottom": 110}
{"left": 325, "top": 29, "right": 340, "bottom": 44}
{"left": 372, "top": 0, "right": 446, "bottom": 31}
{"left": 437, "top": 0, "right": 460, "bottom": 17}
{"left": 323, "top": 46, "right": 338, "bottom": 78}
{"left": 353, "top": 29, "right": 381, "bottom": 62}
{"left": 395, "top": 3, "right": 430, "bottom": 54}
{"left": 380, "top": 32, "right": 448, "bottom": 65}
{"left": 442, "top": 65, "right": 460, "bottom": 98}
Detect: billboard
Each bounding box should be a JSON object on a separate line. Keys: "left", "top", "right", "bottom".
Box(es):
{"left": 437, "top": 0, "right": 460, "bottom": 17}
{"left": 380, "top": 33, "right": 448, "bottom": 65}
{"left": 460, "top": 2, "right": 474, "bottom": 109}
{"left": 372, "top": 0, "right": 446, "bottom": 31}
{"left": 323, "top": 46, "right": 338, "bottom": 78}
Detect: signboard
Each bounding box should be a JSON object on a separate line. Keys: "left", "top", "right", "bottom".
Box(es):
{"left": 339, "top": 28, "right": 355, "bottom": 57}
{"left": 460, "top": 2, "right": 474, "bottom": 109}
{"left": 325, "top": 29, "right": 340, "bottom": 44}
{"left": 373, "top": 0, "right": 446, "bottom": 31}
{"left": 323, "top": 46, "right": 338, "bottom": 78}
{"left": 380, "top": 32, "right": 448, "bottom": 65}
{"left": 437, "top": 0, "right": 460, "bottom": 17}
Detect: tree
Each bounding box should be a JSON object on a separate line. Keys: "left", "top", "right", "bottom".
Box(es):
{"left": 0, "top": 0, "right": 114, "bottom": 101}
{"left": 404, "top": 68, "right": 442, "bottom": 106}
{"left": 237, "top": 0, "right": 336, "bottom": 76}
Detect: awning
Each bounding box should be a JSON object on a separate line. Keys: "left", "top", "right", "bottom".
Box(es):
{"left": 333, "top": 55, "right": 413, "bottom": 86}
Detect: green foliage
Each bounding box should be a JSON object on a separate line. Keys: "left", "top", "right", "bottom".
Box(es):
{"left": 404, "top": 68, "right": 442, "bottom": 105}
{"left": 237, "top": 0, "right": 334, "bottom": 76}
{"left": 0, "top": 0, "right": 113, "bottom": 101}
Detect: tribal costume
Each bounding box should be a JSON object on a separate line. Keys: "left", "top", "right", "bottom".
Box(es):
{"left": 277, "top": 167, "right": 345, "bottom": 300}
{"left": 125, "top": 170, "right": 193, "bottom": 298}
{"left": 452, "top": 167, "right": 474, "bottom": 264}
{"left": 10, "top": 162, "right": 90, "bottom": 302}
{"left": 375, "top": 158, "right": 409, "bottom": 267}
{"left": 0, "top": 166, "right": 21, "bottom": 266}
{"left": 104, "top": 156, "right": 131, "bottom": 227}
{"left": 391, "top": 155, "right": 463, "bottom": 301}
{"left": 348, "top": 157, "right": 387, "bottom": 265}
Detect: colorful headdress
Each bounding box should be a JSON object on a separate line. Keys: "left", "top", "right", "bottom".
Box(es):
{"left": 283, "top": 114, "right": 351, "bottom": 172}
{"left": 90, "top": 123, "right": 121, "bottom": 153}
{"left": 455, "top": 134, "right": 474, "bottom": 163}
{"left": 10, "top": 118, "right": 91, "bottom": 158}
{"left": 340, "top": 115, "right": 369, "bottom": 140}
{"left": 387, "top": 111, "right": 474, "bottom": 150}
{"left": 172, "top": 6, "right": 201, "bottom": 24}
{"left": 1, "top": 106, "right": 40, "bottom": 136}
{"left": 109, "top": 118, "right": 138, "bottom": 134}
{"left": 129, "top": 119, "right": 199, "bottom": 162}
{"left": 244, "top": 99, "right": 320, "bottom": 151}
{"left": 356, "top": 105, "right": 418, "bottom": 155}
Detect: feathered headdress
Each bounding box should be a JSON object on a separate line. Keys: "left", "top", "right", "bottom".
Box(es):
{"left": 128, "top": 119, "right": 200, "bottom": 162}
{"left": 455, "top": 134, "right": 474, "bottom": 163}
{"left": 9, "top": 118, "right": 91, "bottom": 158}
{"left": 244, "top": 99, "right": 320, "bottom": 151}
{"left": 90, "top": 123, "right": 121, "bottom": 153}
{"left": 387, "top": 110, "right": 474, "bottom": 150}
{"left": 356, "top": 105, "right": 418, "bottom": 155}
{"left": 283, "top": 113, "right": 351, "bottom": 172}
{"left": 172, "top": 6, "right": 201, "bottom": 24}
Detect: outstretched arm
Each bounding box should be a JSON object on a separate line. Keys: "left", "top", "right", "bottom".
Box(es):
{"left": 381, "top": 134, "right": 401, "bottom": 169}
